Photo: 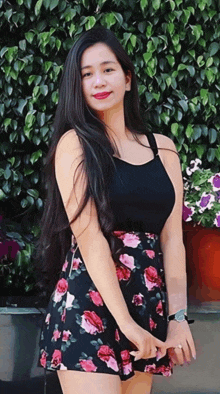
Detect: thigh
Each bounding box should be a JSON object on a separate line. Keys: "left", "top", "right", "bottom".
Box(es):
{"left": 121, "top": 371, "right": 153, "bottom": 394}
{"left": 57, "top": 370, "right": 122, "bottom": 394}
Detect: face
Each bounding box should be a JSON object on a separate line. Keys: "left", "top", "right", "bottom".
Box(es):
{"left": 80, "top": 42, "right": 131, "bottom": 115}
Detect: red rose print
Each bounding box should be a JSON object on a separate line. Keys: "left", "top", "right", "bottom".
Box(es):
{"left": 79, "top": 359, "right": 97, "bottom": 372}
{"left": 132, "top": 293, "right": 144, "bottom": 306}
{"left": 144, "top": 363, "right": 157, "bottom": 373}
{"left": 51, "top": 349, "right": 61, "bottom": 368}
{"left": 81, "top": 311, "right": 105, "bottom": 335}
{"left": 89, "top": 290, "right": 103, "bottom": 306}
{"left": 97, "top": 345, "right": 119, "bottom": 372}
{"left": 156, "top": 300, "right": 163, "bottom": 316}
{"left": 144, "top": 266, "right": 162, "bottom": 291}
{"left": 121, "top": 350, "right": 133, "bottom": 375}
{"left": 144, "top": 249, "right": 155, "bottom": 259}
{"left": 116, "top": 265, "right": 131, "bottom": 281}
{"left": 149, "top": 317, "right": 157, "bottom": 331}
{"left": 112, "top": 231, "right": 126, "bottom": 238}
{"left": 62, "top": 330, "right": 71, "bottom": 342}
{"left": 157, "top": 364, "right": 172, "bottom": 377}
{"left": 52, "top": 329, "right": 61, "bottom": 341}
{"left": 115, "top": 328, "right": 120, "bottom": 342}
{"left": 97, "top": 345, "right": 115, "bottom": 361}
{"left": 56, "top": 278, "right": 68, "bottom": 294}
{"left": 40, "top": 350, "right": 47, "bottom": 368}
{"left": 72, "top": 257, "right": 81, "bottom": 270}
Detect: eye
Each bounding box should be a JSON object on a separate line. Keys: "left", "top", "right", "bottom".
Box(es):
{"left": 105, "top": 68, "right": 114, "bottom": 73}
{"left": 82, "top": 72, "right": 91, "bottom": 78}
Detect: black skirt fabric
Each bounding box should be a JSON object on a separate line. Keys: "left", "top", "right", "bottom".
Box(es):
{"left": 38, "top": 231, "right": 173, "bottom": 381}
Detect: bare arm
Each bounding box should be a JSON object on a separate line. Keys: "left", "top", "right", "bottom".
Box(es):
{"left": 55, "top": 130, "right": 133, "bottom": 330}
{"left": 159, "top": 135, "right": 187, "bottom": 314}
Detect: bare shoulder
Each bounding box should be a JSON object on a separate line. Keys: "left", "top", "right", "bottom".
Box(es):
{"left": 56, "top": 129, "right": 82, "bottom": 156}
{"left": 153, "top": 133, "right": 178, "bottom": 165}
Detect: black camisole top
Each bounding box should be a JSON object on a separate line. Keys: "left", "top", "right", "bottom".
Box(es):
{"left": 108, "top": 132, "right": 176, "bottom": 235}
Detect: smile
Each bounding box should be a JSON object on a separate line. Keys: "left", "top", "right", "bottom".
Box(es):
{"left": 93, "top": 92, "right": 112, "bottom": 100}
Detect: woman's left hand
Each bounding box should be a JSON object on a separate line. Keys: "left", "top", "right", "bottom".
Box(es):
{"left": 160, "top": 320, "right": 196, "bottom": 366}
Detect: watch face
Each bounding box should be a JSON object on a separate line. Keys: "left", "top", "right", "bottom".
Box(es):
{"left": 176, "top": 310, "right": 185, "bottom": 321}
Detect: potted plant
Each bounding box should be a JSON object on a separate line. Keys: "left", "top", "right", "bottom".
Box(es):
{"left": 182, "top": 159, "right": 220, "bottom": 302}
{"left": 0, "top": 214, "right": 46, "bottom": 384}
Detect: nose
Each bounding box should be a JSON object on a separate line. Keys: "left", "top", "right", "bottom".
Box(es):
{"left": 94, "top": 72, "right": 106, "bottom": 87}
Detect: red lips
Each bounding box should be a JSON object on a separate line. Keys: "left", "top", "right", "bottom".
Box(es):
{"left": 93, "top": 92, "right": 111, "bottom": 99}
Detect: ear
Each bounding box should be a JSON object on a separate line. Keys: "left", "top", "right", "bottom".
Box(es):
{"left": 125, "top": 70, "right": 132, "bottom": 91}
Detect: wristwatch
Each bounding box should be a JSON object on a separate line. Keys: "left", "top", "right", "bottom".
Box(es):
{"left": 168, "top": 309, "right": 194, "bottom": 324}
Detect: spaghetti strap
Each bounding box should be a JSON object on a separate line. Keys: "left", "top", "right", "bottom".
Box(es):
{"left": 145, "top": 132, "right": 159, "bottom": 157}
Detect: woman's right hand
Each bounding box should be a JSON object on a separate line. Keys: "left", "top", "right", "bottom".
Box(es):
{"left": 120, "top": 320, "right": 167, "bottom": 361}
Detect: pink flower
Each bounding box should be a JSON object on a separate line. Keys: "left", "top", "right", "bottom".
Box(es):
{"left": 115, "top": 328, "right": 120, "bottom": 342}
{"left": 72, "top": 257, "right": 82, "bottom": 270}
{"left": 52, "top": 329, "right": 61, "bottom": 342}
{"left": 144, "top": 249, "right": 155, "bottom": 259}
{"left": 132, "top": 293, "right": 144, "bottom": 306}
{"left": 145, "top": 233, "right": 156, "bottom": 239}
{"left": 62, "top": 260, "right": 68, "bottom": 271}
{"left": 119, "top": 233, "right": 141, "bottom": 248}
{"left": 81, "top": 311, "right": 105, "bottom": 335}
{"left": 45, "top": 313, "right": 51, "bottom": 325}
{"left": 144, "top": 266, "right": 162, "bottom": 291}
{"left": 121, "top": 350, "right": 133, "bottom": 375}
{"left": 116, "top": 265, "right": 131, "bottom": 281}
{"left": 149, "top": 317, "right": 157, "bottom": 331}
{"left": 53, "top": 278, "right": 68, "bottom": 303}
{"left": 144, "top": 363, "right": 157, "bottom": 373}
{"left": 51, "top": 349, "right": 61, "bottom": 368}
{"left": 40, "top": 350, "right": 47, "bottom": 368}
{"left": 97, "top": 345, "right": 119, "bottom": 371}
{"left": 56, "top": 278, "right": 68, "bottom": 293}
{"left": 65, "top": 292, "right": 75, "bottom": 308}
{"left": 156, "top": 364, "right": 172, "bottom": 377}
{"left": 80, "top": 359, "right": 97, "bottom": 372}
{"left": 119, "top": 254, "right": 135, "bottom": 270}
{"left": 156, "top": 300, "right": 163, "bottom": 316}
{"left": 89, "top": 290, "right": 103, "bottom": 306}
{"left": 62, "top": 330, "right": 71, "bottom": 342}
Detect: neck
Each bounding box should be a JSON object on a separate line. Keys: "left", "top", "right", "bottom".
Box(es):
{"left": 97, "top": 102, "right": 131, "bottom": 143}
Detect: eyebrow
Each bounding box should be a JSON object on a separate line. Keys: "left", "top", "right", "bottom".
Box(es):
{"left": 81, "top": 61, "right": 117, "bottom": 71}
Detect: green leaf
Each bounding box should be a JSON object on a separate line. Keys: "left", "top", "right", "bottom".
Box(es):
{"left": 208, "top": 42, "right": 219, "bottom": 56}
{"left": 186, "top": 124, "right": 194, "bottom": 138}
{"left": 130, "top": 35, "right": 137, "bottom": 48}
{"left": 25, "top": 32, "right": 34, "bottom": 44}
{"left": 178, "top": 100, "right": 188, "bottom": 112}
{"left": 209, "top": 128, "right": 217, "bottom": 144}
{"left": 17, "top": 99, "right": 27, "bottom": 115}
{"left": 85, "top": 16, "right": 96, "bottom": 30}
{"left": 166, "top": 55, "right": 175, "bottom": 67}
{"left": 206, "top": 57, "right": 213, "bottom": 68}
{"left": 27, "top": 189, "right": 39, "bottom": 198}
{"left": 49, "top": 0, "right": 59, "bottom": 11}
{"left": 171, "top": 123, "right": 179, "bottom": 136}
{"left": 152, "top": 0, "right": 161, "bottom": 10}
{"left": 35, "top": 0, "right": 43, "bottom": 16}
{"left": 140, "top": 0, "right": 148, "bottom": 12}
{"left": 195, "top": 145, "right": 205, "bottom": 159}
{"left": 30, "top": 150, "right": 43, "bottom": 164}
{"left": 143, "top": 52, "right": 152, "bottom": 64}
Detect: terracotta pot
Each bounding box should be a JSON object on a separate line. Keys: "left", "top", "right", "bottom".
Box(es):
{"left": 182, "top": 221, "right": 220, "bottom": 302}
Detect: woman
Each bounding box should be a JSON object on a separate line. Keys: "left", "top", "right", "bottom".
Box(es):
{"left": 37, "top": 26, "right": 196, "bottom": 394}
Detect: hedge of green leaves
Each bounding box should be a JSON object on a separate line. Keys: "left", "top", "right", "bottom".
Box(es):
{"left": 0, "top": 0, "right": 220, "bottom": 292}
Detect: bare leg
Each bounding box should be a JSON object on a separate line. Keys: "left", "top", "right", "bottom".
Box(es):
{"left": 57, "top": 370, "right": 122, "bottom": 394}
{"left": 121, "top": 371, "right": 153, "bottom": 394}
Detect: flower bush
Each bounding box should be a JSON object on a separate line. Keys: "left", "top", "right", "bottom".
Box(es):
{"left": 182, "top": 159, "right": 220, "bottom": 228}
{"left": 0, "top": 214, "right": 37, "bottom": 296}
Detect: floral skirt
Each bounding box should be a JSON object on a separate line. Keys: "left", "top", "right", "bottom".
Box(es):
{"left": 38, "top": 231, "right": 173, "bottom": 381}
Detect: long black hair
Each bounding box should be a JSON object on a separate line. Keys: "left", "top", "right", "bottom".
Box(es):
{"left": 34, "top": 26, "right": 178, "bottom": 295}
